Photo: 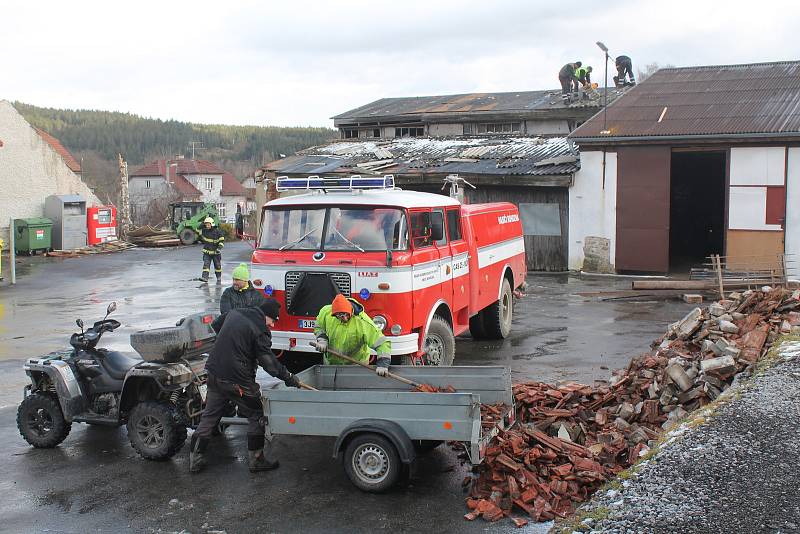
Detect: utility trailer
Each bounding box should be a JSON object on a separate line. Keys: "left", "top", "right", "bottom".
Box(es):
{"left": 223, "top": 365, "right": 514, "bottom": 492}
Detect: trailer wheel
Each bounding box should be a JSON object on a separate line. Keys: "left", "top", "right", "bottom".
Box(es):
{"left": 127, "top": 401, "right": 187, "bottom": 460}
{"left": 344, "top": 433, "right": 401, "bottom": 493}
{"left": 17, "top": 393, "right": 72, "bottom": 448}
{"left": 179, "top": 228, "right": 198, "bottom": 245}
{"left": 483, "top": 278, "right": 513, "bottom": 339}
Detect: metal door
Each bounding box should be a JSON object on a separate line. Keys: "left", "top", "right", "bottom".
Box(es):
{"left": 616, "top": 146, "right": 671, "bottom": 272}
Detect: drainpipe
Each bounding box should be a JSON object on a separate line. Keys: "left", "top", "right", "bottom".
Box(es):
{"left": 602, "top": 149, "right": 606, "bottom": 190}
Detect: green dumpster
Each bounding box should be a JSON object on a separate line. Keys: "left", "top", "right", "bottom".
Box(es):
{"left": 14, "top": 218, "right": 53, "bottom": 255}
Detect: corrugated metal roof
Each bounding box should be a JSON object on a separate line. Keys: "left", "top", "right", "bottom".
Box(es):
{"left": 571, "top": 60, "right": 800, "bottom": 141}
{"left": 264, "top": 136, "right": 578, "bottom": 178}
{"left": 333, "top": 88, "right": 619, "bottom": 121}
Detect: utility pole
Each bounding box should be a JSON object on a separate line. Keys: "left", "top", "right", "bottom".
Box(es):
{"left": 189, "top": 141, "right": 204, "bottom": 159}
{"left": 118, "top": 154, "right": 131, "bottom": 238}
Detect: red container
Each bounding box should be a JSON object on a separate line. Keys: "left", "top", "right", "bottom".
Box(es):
{"left": 87, "top": 206, "right": 117, "bottom": 245}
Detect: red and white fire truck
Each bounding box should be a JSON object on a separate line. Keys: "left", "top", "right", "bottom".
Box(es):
{"left": 251, "top": 175, "right": 526, "bottom": 366}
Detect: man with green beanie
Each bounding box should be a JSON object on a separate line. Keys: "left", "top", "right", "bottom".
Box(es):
{"left": 219, "top": 262, "right": 265, "bottom": 314}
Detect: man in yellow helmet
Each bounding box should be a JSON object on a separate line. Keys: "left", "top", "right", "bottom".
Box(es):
{"left": 200, "top": 217, "right": 224, "bottom": 283}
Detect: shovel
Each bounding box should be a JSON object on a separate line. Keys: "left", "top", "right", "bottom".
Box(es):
{"left": 310, "top": 341, "right": 423, "bottom": 389}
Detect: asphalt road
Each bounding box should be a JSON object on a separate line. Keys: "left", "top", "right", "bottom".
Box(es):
{"left": 0, "top": 242, "right": 694, "bottom": 533}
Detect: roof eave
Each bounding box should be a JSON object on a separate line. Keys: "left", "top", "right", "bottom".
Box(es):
{"left": 571, "top": 131, "right": 800, "bottom": 145}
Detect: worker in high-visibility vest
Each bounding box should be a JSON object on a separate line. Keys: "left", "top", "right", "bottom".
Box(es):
{"left": 314, "top": 294, "right": 391, "bottom": 375}
{"left": 575, "top": 65, "right": 593, "bottom": 89}
{"left": 199, "top": 217, "right": 224, "bottom": 283}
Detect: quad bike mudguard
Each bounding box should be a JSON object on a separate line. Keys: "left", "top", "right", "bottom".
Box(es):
{"left": 24, "top": 357, "right": 86, "bottom": 422}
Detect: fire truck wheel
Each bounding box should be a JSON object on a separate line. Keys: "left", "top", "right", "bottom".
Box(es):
{"left": 469, "top": 312, "right": 487, "bottom": 340}
{"left": 483, "top": 278, "right": 513, "bottom": 339}
{"left": 420, "top": 315, "right": 455, "bottom": 366}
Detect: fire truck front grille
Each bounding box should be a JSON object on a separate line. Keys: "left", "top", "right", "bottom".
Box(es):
{"left": 285, "top": 271, "right": 351, "bottom": 310}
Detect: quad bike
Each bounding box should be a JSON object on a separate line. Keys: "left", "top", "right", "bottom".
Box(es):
{"left": 17, "top": 302, "right": 217, "bottom": 460}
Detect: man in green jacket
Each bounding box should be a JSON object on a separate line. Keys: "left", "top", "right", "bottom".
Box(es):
{"left": 314, "top": 294, "right": 391, "bottom": 375}
{"left": 220, "top": 263, "right": 265, "bottom": 314}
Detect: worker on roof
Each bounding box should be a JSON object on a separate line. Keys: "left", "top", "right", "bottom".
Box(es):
{"left": 200, "top": 217, "right": 224, "bottom": 283}
{"left": 558, "top": 61, "right": 581, "bottom": 103}
{"left": 220, "top": 263, "right": 265, "bottom": 314}
{"left": 614, "top": 55, "right": 636, "bottom": 87}
{"left": 314, "top": 294, "right": 391, "bottom": 376}
{"left": 575, "top": 65, "right": 593, "bottom": 89}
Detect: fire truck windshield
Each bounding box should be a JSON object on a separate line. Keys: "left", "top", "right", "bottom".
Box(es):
{"left": 260, "top": 207, "right": 408, "bottom": 251}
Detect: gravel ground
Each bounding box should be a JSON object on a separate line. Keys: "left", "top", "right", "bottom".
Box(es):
{"left": 568, "top": 340, "right": 800, "bottom": 534}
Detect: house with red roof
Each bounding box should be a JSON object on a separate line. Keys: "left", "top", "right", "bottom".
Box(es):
{"left": 129, "top": 158, "right": 248, "bottom": 225}
{"left": 0, "top": 100, "right": 99, "bottom": 242}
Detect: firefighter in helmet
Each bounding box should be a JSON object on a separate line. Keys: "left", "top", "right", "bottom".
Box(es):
{"left": 314, "top": 294, "right": 391, "bottom": 375}
{"left": 200, "top": 217, "right": 225, "bottom": 283}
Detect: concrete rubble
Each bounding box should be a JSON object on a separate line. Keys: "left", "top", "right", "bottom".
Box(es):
{"left": 463, "top": 288, "right": 800, "bottom": 527}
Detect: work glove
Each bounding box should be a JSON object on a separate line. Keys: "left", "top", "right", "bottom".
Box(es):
{"left": 284, "top": 374, "right": 300, "bottom": 388}
{"left": 314, "top": 338, "right": 328, "bottom": 352}
{"left": 376, "top": 355, "right": 390, "bottom": 377}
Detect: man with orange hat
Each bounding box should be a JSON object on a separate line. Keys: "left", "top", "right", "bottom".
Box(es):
{"left": 314, "top": 294, "right": 391, "bottom": 376}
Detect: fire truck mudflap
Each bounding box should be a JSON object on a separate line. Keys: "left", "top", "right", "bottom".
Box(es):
{"left": 251, "top": 175, "right": 526, "bottom": 366}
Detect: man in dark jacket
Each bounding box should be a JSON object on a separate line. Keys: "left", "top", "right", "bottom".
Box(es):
{"left": 220, "top": 262, "right": 264, "bottom": 314}
{"left": 190, "top": 299, "right": 300, "bottom": 473}
{"left": 200, "top": 217, "right": 225, "bottom": 283}
{"left": 614, "top": 55, "right": 635, "bottom": 87}
{"left": 558, "top": 61, "right": 581, "bottom": 103}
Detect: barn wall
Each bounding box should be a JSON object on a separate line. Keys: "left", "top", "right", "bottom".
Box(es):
{"left": 467, "top": 186, "right": 568, "bottom": 271}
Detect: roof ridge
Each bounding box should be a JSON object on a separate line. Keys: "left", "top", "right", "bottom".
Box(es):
{"left": 661, "top": 60, "right": 800, "bottom": 71}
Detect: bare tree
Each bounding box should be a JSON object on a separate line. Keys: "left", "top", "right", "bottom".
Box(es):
{"left": 637, "top": 62, "right": 675, "bottom": 83}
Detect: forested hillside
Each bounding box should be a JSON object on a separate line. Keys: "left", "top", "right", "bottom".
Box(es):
{"left": 16, "top": 102, "right": 336, "bottom": 202}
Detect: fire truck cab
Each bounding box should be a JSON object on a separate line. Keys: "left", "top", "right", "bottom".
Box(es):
{"left": 251, "top": 175, "right": 526, "bottom": 366}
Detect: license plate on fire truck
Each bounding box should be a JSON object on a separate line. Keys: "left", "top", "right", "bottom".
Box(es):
{"left": 298, "top": 319, "right": 316, "bottom": 329}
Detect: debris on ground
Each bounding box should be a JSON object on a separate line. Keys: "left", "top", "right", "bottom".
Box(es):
{"left": 127, "top": 226, "right": 181, "bottom": 247}
{"left": 46, "top": 239, "right": 136, "bottom": 257}
{"left": 464, "top": 287, "right": 800, "bottom": 526}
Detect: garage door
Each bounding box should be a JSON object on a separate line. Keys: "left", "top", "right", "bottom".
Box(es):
{"left": 616, "top": 146, "right": 671, "bottom": 272}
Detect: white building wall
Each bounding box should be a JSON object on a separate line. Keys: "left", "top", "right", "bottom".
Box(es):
{"left": 0, "top": 100, "right": 100, "bottom": 241}
{"left": 786, "top": 148, "right": 800, "bottom": 280}
{"left": 568, "top": 150, "right": 618, "bottom": 272}
{"left": 428, "top": 123, "right": 463, "bottom": 136}
{"left": 728, "top": 147, "right": 785, "bottom": 232}
{"left": 525, "top": 119, "right": 571, "bottom": 136}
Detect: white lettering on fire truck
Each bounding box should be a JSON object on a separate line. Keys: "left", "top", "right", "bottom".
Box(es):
{"left": 497, "top": 213, "right": 520, "bottom": 225}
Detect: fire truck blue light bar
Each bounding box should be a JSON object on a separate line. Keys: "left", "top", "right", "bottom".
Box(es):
{"left": 276, "top": 175, "right": 395, "bottom": 192}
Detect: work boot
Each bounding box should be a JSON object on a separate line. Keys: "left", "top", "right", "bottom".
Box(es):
{"left": 216, "top": 274, "right": 222, "bottom": 284}
{"left": 200, "top": 273, "right": 209, "bottom": 283}
{"left": 248, "top": 449, "right": 279, "bottom": 472}
{"left": 189, "top": 434, "right": 209, "bottom": 473}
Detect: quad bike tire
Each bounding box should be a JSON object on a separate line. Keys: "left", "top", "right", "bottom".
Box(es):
{"left": 127, "top": 401, "right": 187, "bottom": 460}
{"left": 17, "top": 393, "right": 72, "bottom": 448}
{"left": 179, "top": 228, "right": 198, "bottom": 245}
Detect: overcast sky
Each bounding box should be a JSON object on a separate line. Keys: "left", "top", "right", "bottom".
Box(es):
{"left": 2, "top": 0, "right": 798, "bottom": 128}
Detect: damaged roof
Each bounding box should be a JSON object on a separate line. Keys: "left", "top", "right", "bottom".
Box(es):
{"left": 333, "top": 89, "right": 618, "bottom": 125}
{"left": 264, "top": 136, "right": 579, "bottom": 178}
{"left": 571, "top": 60, "right": 800, "bottom": 142}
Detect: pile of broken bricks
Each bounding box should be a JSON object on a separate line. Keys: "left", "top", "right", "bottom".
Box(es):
{"left": 463, "top": 287, "right": 800, "bottom": 527}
